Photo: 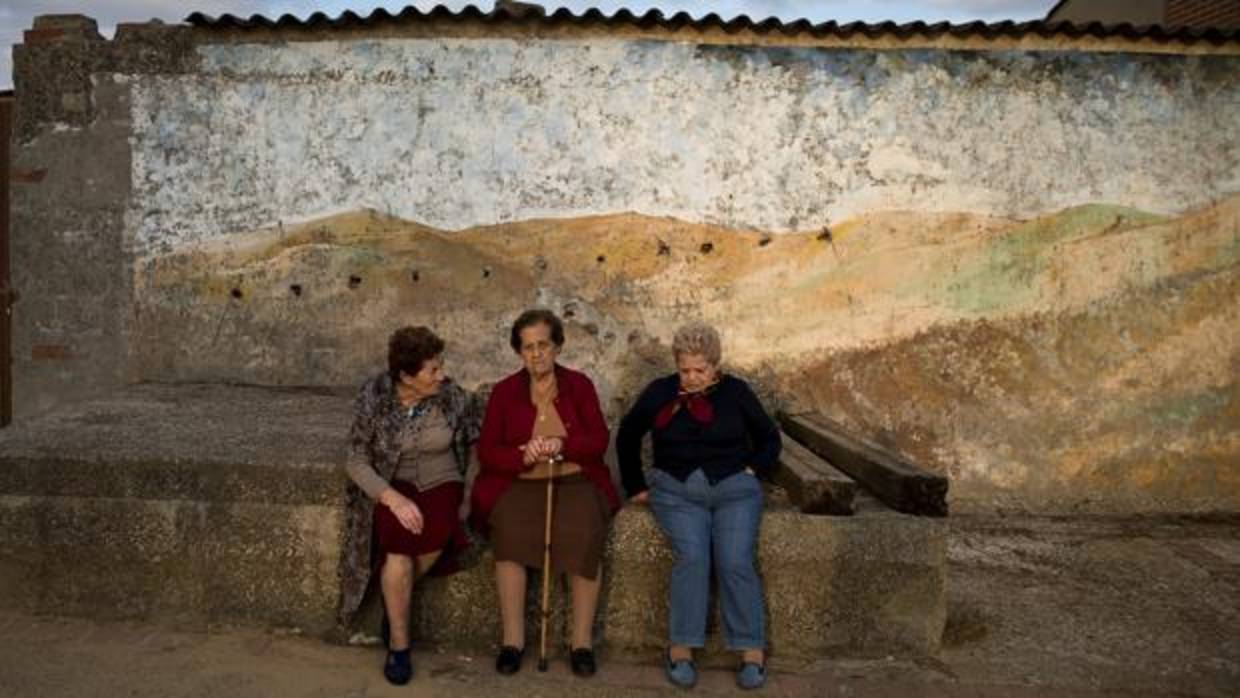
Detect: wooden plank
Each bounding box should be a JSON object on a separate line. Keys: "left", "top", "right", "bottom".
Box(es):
{"left": 774, "top": 431, "right": 857, "bottom": 515}
{"left": 779, "top": 412, "right": 949, "bottom": 517}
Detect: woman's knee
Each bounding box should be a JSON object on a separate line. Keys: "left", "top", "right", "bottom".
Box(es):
{"left": 384, "top": 553, "right": 415, "bottom": 574}
{"left": 673, "top": 547, "right": 711, "bottom": 574}
{"left": 713, "top": 530, "right": 757, "bottom": 570}
{"left": 713, "top": 545, "right": 757, "bottom": 580}
{"left": 495, "top": 559, "right": 527, "bottom": 584}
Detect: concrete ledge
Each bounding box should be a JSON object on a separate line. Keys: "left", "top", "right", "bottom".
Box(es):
{"left": 0, "top": 384, "right": 945, "bottom": 660}
{"left": 604, "top": 502, "right": 945, "bottom": 660}
{"left": 0, "top": 495, "right": 342, "bottom": 629}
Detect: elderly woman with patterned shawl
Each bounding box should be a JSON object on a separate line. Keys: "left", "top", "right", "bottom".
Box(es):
{"left": 336, "top": 326, "right": 481, "bottom": 686}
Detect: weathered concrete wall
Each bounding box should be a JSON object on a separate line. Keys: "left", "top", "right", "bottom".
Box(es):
{"left": 9, "top": 16, "right": 197, "bottom": 419}
{"left": 129, "top": 40, "right": 1239, "bottom": 250}
{"left": 131, "top": 199, "right": 1239, "bottom": 513}
{"left": 10, "top": 16, "right": 1240, "bottom": 513}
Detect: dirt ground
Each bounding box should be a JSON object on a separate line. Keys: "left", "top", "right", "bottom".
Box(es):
{"left": 1, "top": 514, "right": 1237, "bottom": 698}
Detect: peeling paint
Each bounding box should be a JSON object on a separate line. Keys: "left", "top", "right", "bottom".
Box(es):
{"left": 130, "top": 40, "right": 1239, "bottom": 254}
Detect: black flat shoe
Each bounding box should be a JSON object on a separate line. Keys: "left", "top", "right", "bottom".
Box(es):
{"left": 495, "top": 645, "right": 524, "bottom": 675}
{"left": 570, "top": 647, "right": 597, "bottom": 677}
{"left": 383, "top": 648, "right": 412, "bottom": 685}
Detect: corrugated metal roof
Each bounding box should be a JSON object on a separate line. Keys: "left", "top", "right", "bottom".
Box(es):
{"left": 184, "top": 4, "right": 1240, "bottom": 43}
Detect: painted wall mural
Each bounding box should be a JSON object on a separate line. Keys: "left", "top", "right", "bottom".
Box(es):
{"left": 130, "top": 40, "right": 1239, "bottom": 252}
{"left": 129, "top": 39, "right": 1239, "bottom": 512}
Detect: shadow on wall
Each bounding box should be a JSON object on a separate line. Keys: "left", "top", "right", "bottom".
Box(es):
{"left": 133, "top": 194, "right": 1240, "bottom": 512}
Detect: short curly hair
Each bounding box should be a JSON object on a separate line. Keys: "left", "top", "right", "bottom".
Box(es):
{"left": 672, "top": 321, "right": 722, "bottom": 366}
{"left": 388, "top": 326, "right": 445, "bottom": 381}
{"left": 509, "top": 309, "right": 565, "bottom": 353}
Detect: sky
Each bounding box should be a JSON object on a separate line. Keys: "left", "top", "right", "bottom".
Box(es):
{"left": 0, "top": 0, "right": 1057, "bottom": 88}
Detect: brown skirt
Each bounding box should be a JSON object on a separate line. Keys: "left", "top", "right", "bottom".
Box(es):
{"left": 489, "top": 474, "right": 609, "bottom": 580}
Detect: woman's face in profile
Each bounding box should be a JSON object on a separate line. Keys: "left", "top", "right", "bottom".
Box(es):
{"left": 401, "top": 355, "right": 444, "bottom": 398}
{"left": 676, "top": 352, "right": 718, "bottom": 393}
{"left": 518, "top": 322, "right": 561, "bottom": 378}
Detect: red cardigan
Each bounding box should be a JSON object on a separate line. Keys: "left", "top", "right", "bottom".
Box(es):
{"left": 470, "top": 364, "right": 621, "bottom": 534}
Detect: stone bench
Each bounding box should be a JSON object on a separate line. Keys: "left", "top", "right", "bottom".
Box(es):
{"left": 0, "top": 383, "right": 945, "bottom": 662}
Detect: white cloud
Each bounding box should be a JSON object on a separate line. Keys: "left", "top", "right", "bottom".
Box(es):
{"left": 919, "top": 0, "right": 1053, "bottom": 19}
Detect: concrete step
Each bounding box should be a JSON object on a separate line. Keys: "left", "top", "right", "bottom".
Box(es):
{"left": 0, "top": 383, "right": 945, "bottom": 661}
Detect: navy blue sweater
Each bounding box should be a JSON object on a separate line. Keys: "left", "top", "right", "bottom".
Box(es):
{"left": 617, "top": 374, "right": 781, "bottom": 497}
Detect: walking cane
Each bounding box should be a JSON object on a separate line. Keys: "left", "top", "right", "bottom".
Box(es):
{"left": 537, "top": 451, "right": 563, "bottom": 672}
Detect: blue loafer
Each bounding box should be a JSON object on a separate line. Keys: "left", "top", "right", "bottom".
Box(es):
{"left": 664, "top": 651, "right": 697, "bottom": 689}
{"left": 736, "top": 661, "right": 766, "bottom": 690}
{"left": 383, "top": 648, "right": 413, "bottom": 685}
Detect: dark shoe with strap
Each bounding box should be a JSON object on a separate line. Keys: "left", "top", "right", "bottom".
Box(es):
{"left": 736, "top": 660, "right": 767, "bottom": 690}
{"left": 383, "top": 648, "right": 413, "bottom": 685}
{"left": 569, "top": 647, "right": 597, "bottom": 677}
{"left": 495, "top": 645, "right": 524, "bottom": 675}
{"left": 664, "top": 650, "right": 698, "bottom": 689}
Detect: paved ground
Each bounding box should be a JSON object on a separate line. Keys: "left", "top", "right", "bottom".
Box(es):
{"left": 2, "top": 513, "right": 1237, "bottom": 698}
{"left": 938, "top": 514, "right": 1240, "bottom": 697}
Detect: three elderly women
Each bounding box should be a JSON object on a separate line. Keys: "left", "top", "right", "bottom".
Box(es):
{"left": 339, "top": 314, "right": 779, "bottom": 690}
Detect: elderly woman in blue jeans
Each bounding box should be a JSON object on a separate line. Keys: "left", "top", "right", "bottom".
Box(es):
{"left": 617, "top": 321, "right": 781, "bottom": 690}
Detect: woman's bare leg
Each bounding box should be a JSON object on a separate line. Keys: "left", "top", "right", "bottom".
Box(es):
{"left": 381, "top": 549, "right": 443, "bottom": 651}
{"left": 569, "top": 566, "right": 601, "bottom": 649}
{"left": 381, "top": 554, "right": 414, "bottom": 650}
{"left": 415, "top": 550, "right": 442, "bottom": 578}
{"left": 496, "top": 560, "right": 528, "bottom": 648}
{"left": 669, "top": 645, "right": 694, "bottom": 661}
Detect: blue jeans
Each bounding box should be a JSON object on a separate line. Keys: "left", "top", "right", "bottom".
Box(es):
{"left": 649, "top": 468, "right": 765, "bottom": 650}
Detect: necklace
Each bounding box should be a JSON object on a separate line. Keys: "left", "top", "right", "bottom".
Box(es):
{"left": 531, "top": 377, "right": 557, "bottom": 422}
{"left": 531, "top": 376, "right": 557, "bottom": 401}
{"left": 396, "top": 385, "right": 432, "bottom": 419}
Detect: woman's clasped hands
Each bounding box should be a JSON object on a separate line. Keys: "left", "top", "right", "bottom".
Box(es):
{"left": 520, "top": 436, "right": 564, "bottom": 467}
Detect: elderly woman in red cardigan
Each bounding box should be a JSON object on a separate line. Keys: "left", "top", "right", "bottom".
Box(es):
{"left": 470, "top": 308, "right": 620, "bottom": 678}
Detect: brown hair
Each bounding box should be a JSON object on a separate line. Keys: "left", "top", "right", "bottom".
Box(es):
{"left": 388, "top": 326, "right": 445, "bottom": 381}
{"left": 509, "top": 309, "right": 565, "bottom": 353}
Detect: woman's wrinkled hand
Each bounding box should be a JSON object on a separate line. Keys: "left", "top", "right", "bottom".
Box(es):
{"left": 380, "top": 489, "right": 424, "bottom": 534}
{"left": 539, "top": 436, "right": 563, "bottom": 458}
{"left": 522, "top": 437, "right": 564, "bottom": 463}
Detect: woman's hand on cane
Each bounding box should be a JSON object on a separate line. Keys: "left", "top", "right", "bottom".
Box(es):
{"left": 519, "top": 443, "right": 540, "bottom": 468}
{"left": 522, "top": 437, "right": 563, "bottom": 463}
{"left": 538, "top": 437, "right": 563, "bottom": 459}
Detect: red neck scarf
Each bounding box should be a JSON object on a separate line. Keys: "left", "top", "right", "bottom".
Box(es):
{"left": 653, "top": 383, "right": 718, "bottom": 430}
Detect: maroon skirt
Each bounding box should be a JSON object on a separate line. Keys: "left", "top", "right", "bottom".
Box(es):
{"left": 373, "top": 480, "right": 467, "bottom": 574}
